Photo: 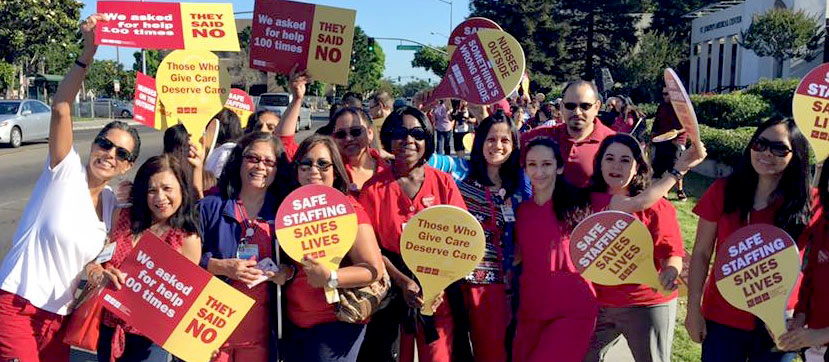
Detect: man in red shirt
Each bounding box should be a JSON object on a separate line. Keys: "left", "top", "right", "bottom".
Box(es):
{"left": 652, "top": 86, "right": 688, "bottom": 201}
{"left": 520, "top": 80, "right": 615, "bottom": 187}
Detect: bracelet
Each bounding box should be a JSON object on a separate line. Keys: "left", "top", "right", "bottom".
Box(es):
{"left": 74, "top": 60, "right": 88, "bottom": 69}
{"left": 667, "top": 168, "right": 684, "bottom": 181}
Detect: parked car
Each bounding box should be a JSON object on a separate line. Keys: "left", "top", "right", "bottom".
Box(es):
{"left": 94, "top": 98, "right": 134, "bottom": 118}
{"left": 257, "top": 93, "right": 312, "bottom": 131}
{"left": 0, "top": 100, "right": 51, "bottom": 148}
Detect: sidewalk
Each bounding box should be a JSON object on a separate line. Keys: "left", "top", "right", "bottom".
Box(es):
{"left": 73, "top": 118, "right": 141, "bottom": 131}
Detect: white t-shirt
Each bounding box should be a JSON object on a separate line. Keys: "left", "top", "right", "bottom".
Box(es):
{"left": 0, "top": 148, "right": 114, "bottom": 315}
{"left": 204, "top": 142, "right": 236, "bottom": 179}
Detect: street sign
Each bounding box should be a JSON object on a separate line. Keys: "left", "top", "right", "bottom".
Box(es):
{"left": 397, "top": 45, "right": 423, "bottom": 51}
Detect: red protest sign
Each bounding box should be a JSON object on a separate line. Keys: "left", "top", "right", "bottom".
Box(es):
{"left": 100, "top": 233, "right": 254, "bottom": 361}
{"left": 713, "top": 224, "right": 801, "bottom": 340}
{"left": 447, "top": 17, "right": 502, "bottom": 57}
{"left": 95, "top": 1, "right": 240, "bottom": 51}
{"left": 224, "top": 89, "right": 255, "bottom": 128}
{"left": 793, "top": 63, "right": 829, "bottom": 162}
{"left": 132, "top": 72, "right": 157, "bottom": 128}
{"left": 428, "top": 29, "right": 525, "bottom": 106}
{"left": 664, "top": 68, "right": 701, "bottom": 148}
{"left": 249, "top": 0, "right": 356, "bottom": 85}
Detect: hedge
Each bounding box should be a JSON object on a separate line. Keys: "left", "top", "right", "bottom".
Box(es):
{"left": 745, "top": 78, "right": 800, "bottom": 117}
{"left": 638, "top": 102, "right": 658, "bottom": 119}
{"left": 691, "top": 93, "right": 773, "bottom": 129}
{"left": 697, "top": 124, "right": 756, "bottom": 166}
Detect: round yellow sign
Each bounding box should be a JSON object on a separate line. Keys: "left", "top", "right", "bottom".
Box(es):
{"left": 462, "top": 132, "right": 475, "bottom": 151}
{"left": 793, "top": 62, "right": 829, "bottom": 162}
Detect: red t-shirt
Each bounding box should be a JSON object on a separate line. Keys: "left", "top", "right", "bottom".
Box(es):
{"left": 358, "top": 166, "right": 467, "bottom": 255}
{"left": 286, "top": 197, "right": 371, "bottom": 328}
{"left": 796, "top": 203, "right": 829, "bottom": 329}
{"left": 590, "top": 193, "right": 685, "bottom": 307}
{"left": 693, "top": 178, "right": 801, "bottom": 330}
{"left": 519, "top": 119, "right": 615, "bottom": 187}
{"left": 280, "top": 135, "right": 298, "bottom": 162}
{"left": 514, "top": 199, "right": 597, "bottom": 320}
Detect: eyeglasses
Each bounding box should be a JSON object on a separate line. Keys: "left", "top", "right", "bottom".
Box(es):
{"left": 94, "top": 136, "right": 134, "bottom": 162}
{"left": 298, "top": 159, "right": 334, "bottom": 172}
{"left": 243, "top": 154, "right": 277, "bottom": 167}
{"left": 333, "top": 126, "right": 365, "bottom": 139}
{"left": 751, "top": 137, "right": 792, "bottom": 157}
{"left": 563, "top": 102, "right": 595, "bottom": 111}
{"left": 389, "top": 127, "right": 429, "bottom": 141}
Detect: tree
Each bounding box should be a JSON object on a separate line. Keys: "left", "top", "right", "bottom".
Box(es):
{"left": 0, "top": 61, "right": 15, "bottom": 97}
{"left": 650, "top": 0, "right": 721, "bottom": 41}
{"left": 618, "top": 31, "right": 685, "bottom": 102}
{"left": 133, "top": 49, "right": 162, "bottom": 77}
{"left": 412, "top": 46, "right": 448, "bottom": 77}
{"left": 348, "top": 26, "right": 385, "bottom": 95}
{"left": 86, "top": 60, "right": 134, "bottom": 99}
{"left": 740, "top": 8, "right": 824, "bottom": 78}
{"left": 400, "top": 79, "right": 432, "bottom": 97}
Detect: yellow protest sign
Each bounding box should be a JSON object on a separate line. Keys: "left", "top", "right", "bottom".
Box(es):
{"left": 714, "top": 224, "right": 801, "bottom": 341}
{"left": 156, "top": 50, "right": 230, "bottom": 143}
{"left": 793, "top": 63, "right": 829, "bottom": 162}
{"left": 570, "top": 211, "right": 669, "bottom": 294}
{"left": 462, "top": 132, "right": 475, "bottom": 151}
{"left": 275, "top": 184, "right": 358, "bottom": 302}
{"left": 180, "top": 3, "right": 240, "bottom": 51}
{"left": 400, "top": 205, "right": 485, "bottom": 316}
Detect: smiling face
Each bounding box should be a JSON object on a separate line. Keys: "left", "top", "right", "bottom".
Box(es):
{"left": 239, "top": 141, "right": 277, "bottom": 191}
{"left": 146, "top": 170, "right": 182, "bottom": 223}
{"left": 600, "top": 142, "right": 637, "bottom": 194}
{"left": 562, "top": 83, "right": 600, "bottom": 133}
{"left": 333, "top": 112, "right": 372, "bottom": 160}
{"left": 524, "top": 145, "right": 560, "bottom": 193}
{"left": 750, "top": 123, "right": 793, "bottom": 177}
{"left": 88, "top": 128, "right": 135, "bottom": 181}
{"left": 297, "top": 143, "right": 335, "bottom": 187}
{"left": 483, "top": 122, "right": 514, "bottom": 167}
{"left": 391, "top": 115, "right": 427, "bottom": 167}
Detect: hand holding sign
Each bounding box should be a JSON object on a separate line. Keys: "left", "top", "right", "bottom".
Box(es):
{"left": 275, "top": 185, "right": 358, "bottom": 302}
{"left": 664, "top": 68, "right": 702, "bottom": 149}
{"left": 714, "top": 224, "right": 801, "bottom": 343}
{"left": 427, "top": 29, "right": 525, "bottom": 106}
{"left": 793, "top": 63, "right": 829, "bottom": 162}
{"left": 570, "top": 211, "right": 671, "bottom": 294}
{"left": 400, "top": 205, "right": 485, "bottom": 316}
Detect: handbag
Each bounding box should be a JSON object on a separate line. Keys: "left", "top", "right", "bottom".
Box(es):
{"left": 335, "top": 272, "right": 391, "bottom": 324}
{"left": 63, "top": 284, "right": 104, "bottom": 351}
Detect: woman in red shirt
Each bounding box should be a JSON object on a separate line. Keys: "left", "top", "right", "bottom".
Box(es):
{"left": 358, "top": 106, "right": 467, "bottom": 362}
{"left": 282, "top": 135, "right": 385, "bottom": 362}
{"left": 686, "top": 116, "right": 812, "bottom": 362}
{"left": 779, "top": 156, "right": 829, "bottom": 360}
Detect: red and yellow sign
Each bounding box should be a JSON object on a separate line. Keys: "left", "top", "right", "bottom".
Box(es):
{"left": 100, "top": 234, "right": 254, "bottom": 362}
{"left": 664, "top": 68, "right": 701, "bottom": 148}
{"left": 156, "top": 50, "right": 230, "bottom": 143}
{"left": 400, "top": 205, "right": 485, "bottom": 316}
{"left": 714, "top": 224, "right": 801, "bottom": 341}
{"left": 224, "top": 89, "right": 255, "bottom": 128}
{"left": 249, "top": 0, "right": 356, "bottom": 85}
{"left": 96, "top": 1, "right": 239, "bottom": 51}
{"left": 793, "top": 63, "right": 829, "bottom": 162}
{"left": 275, "top": 184, "right": 358, "bottom": 302}
{"left": 570, "top": 211, "right": 668, "bottom": 294}
{"left": 429, "top": 29, "right": 525, "bottom": 106}
{"left": 447, "top": 17, "right": 502, "bottom": 57}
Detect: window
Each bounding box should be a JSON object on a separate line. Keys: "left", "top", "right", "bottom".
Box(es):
{"left": 717, "top": 40, "right": 724, "bottom": 90}
{"left": 730, "top": 41, "right": 738, "bottom": 87}
{"left": 706, "top": 42, "right": 712, "bottom": 91}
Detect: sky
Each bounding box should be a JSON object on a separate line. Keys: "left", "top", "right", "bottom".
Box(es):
{"left": 80, "top": 0, "right": 470, "bottom": 84}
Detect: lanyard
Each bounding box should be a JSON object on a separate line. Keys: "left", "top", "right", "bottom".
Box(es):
{"left": 235, "top": 200, "right": 256, "bottom": 245}
{"left": 483, "top": 187, "right": 504, "bottom": 262}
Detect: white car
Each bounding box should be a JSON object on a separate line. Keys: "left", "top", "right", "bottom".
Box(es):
{"left": 0, "top": 100, "right": 51, "bottom": 148}
{"left": 257, "top": 93, "right": 312, "bottom": 131}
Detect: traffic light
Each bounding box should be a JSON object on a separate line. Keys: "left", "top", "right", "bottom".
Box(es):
{"left": 367, "top": 37, "right": 375, "bottom": 52}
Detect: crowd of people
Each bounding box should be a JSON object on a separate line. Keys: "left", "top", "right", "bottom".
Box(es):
{"left": 0, "top": 13, "right": 828, "bottom": 362}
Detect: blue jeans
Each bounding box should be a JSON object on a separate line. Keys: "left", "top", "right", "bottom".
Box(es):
{"left": 436, "top": 131, "right": 452, "bottom": 155}
{"left": 283, "top": 321, "right": 366, "bottom": 362}
{"left": 97, "top": 325, "right": 170, "bottom": 362}
{"left": 701, "top": 320, "right": 796, "bottom": 362}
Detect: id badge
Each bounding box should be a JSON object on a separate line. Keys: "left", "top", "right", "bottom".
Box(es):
{"left": 95, "top": 243, "right": 117, "bottom": 264}
{"left": 501, "top": 205, "right": 516, "bottom": 222}
{"left": 237, "top": 244, "right": 260, "bottom": 260}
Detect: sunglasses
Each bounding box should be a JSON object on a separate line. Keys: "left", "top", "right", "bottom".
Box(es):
{"left": 563, "top": 102, "right": 595, "bottom": 111}
{"left": 298, "top": 159, "right": 334, "bottom": 172}
{"left": 389, "top": 127, "right": 428, "bottom": 141}
{"left": 333, "top": 126, "right": 365, "bottom": 139}
{"left": 751, "top": 137, "right": 792, "bottom": 157}
{"left": 243, "top": 154, "right": 277, "bottom": 167}
{"left": 94, "top": 136, "right": 134, "bottom": 162}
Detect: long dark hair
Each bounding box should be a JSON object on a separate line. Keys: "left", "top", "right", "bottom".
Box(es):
{"left": 163, "top": 124, "right": 190, "bottom": 162}
{"left": 293, "top": 135, "right": 351, "bottom": 194}
{"left": 218, "top": 132, "right": 292, "bottom": 200}
{"left": 819, "top": 157, "right": 829, "bottom": 220}
{"left": 468, "top": 111, "right": 521, "bottom": 198}
{"left": 212, "top": 108, "right": 242, "bottom": 144}
{"left": 522, "top": 138, "right": 579, "bottom": 225}
{"left": 129, "top": 154, "right": 199, "bottom": 235}
{"left": 590, "top": 134, "right": 652, "bottom": 196}
{"left": 724, "top": 116, "right": 811, "bottom": 239}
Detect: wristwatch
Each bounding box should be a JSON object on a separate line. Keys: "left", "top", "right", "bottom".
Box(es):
{"left": 327, "top": 270, "right": 339, "bottom": 288}
{"left": 667, "top": 168, "right": 684, "bottom": 181}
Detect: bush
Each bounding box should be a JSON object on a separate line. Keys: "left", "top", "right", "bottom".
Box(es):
{"left": 638, "top": 102, "right": 658, "bottom": 119}
{"left": 698, "top": 124, "right": 756, "bottom": 166}
{"left": 745, "top": 78, "right": 800, "bottom": 117}
{"left": 691, "top": 93, "right": 773, "bottom": 129}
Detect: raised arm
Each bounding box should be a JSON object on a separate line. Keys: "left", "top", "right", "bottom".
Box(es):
{"left": 274, "top": 65, "right": 308, "bottom": 137}
{"left": 50, "top": 14, "right": 103, "bottom": 167}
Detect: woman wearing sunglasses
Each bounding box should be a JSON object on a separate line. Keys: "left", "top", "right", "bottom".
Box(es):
{"left": 686, "top": 116, "right": 811, "bottom": 362}
{"left": 316, "top": 106, "right": 385, "bottom": 196}
{"left": 200, "top": 132, "right": 295, "bottom": 361}
{"left": 0, "top": 15, "right": 142, "bottom": 361}
{"left": 282, "top": 135, "right": 385, "bottom": 362}
{"left": 358, "top": 106, "right": 467, "bottom": 362}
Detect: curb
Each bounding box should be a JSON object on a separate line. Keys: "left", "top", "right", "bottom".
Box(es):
{"left": 72, "top": 120, "right": 141, "bottom": 131}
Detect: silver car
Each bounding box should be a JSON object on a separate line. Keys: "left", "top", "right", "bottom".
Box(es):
{"left": 257, "top": 93, "right": 312, "bottom": 131}
{"left": 0, "top": 100, "right": 51, "bottom": 148}
{"left": 94, "top": 98, "right": 134, "bottom": 118}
